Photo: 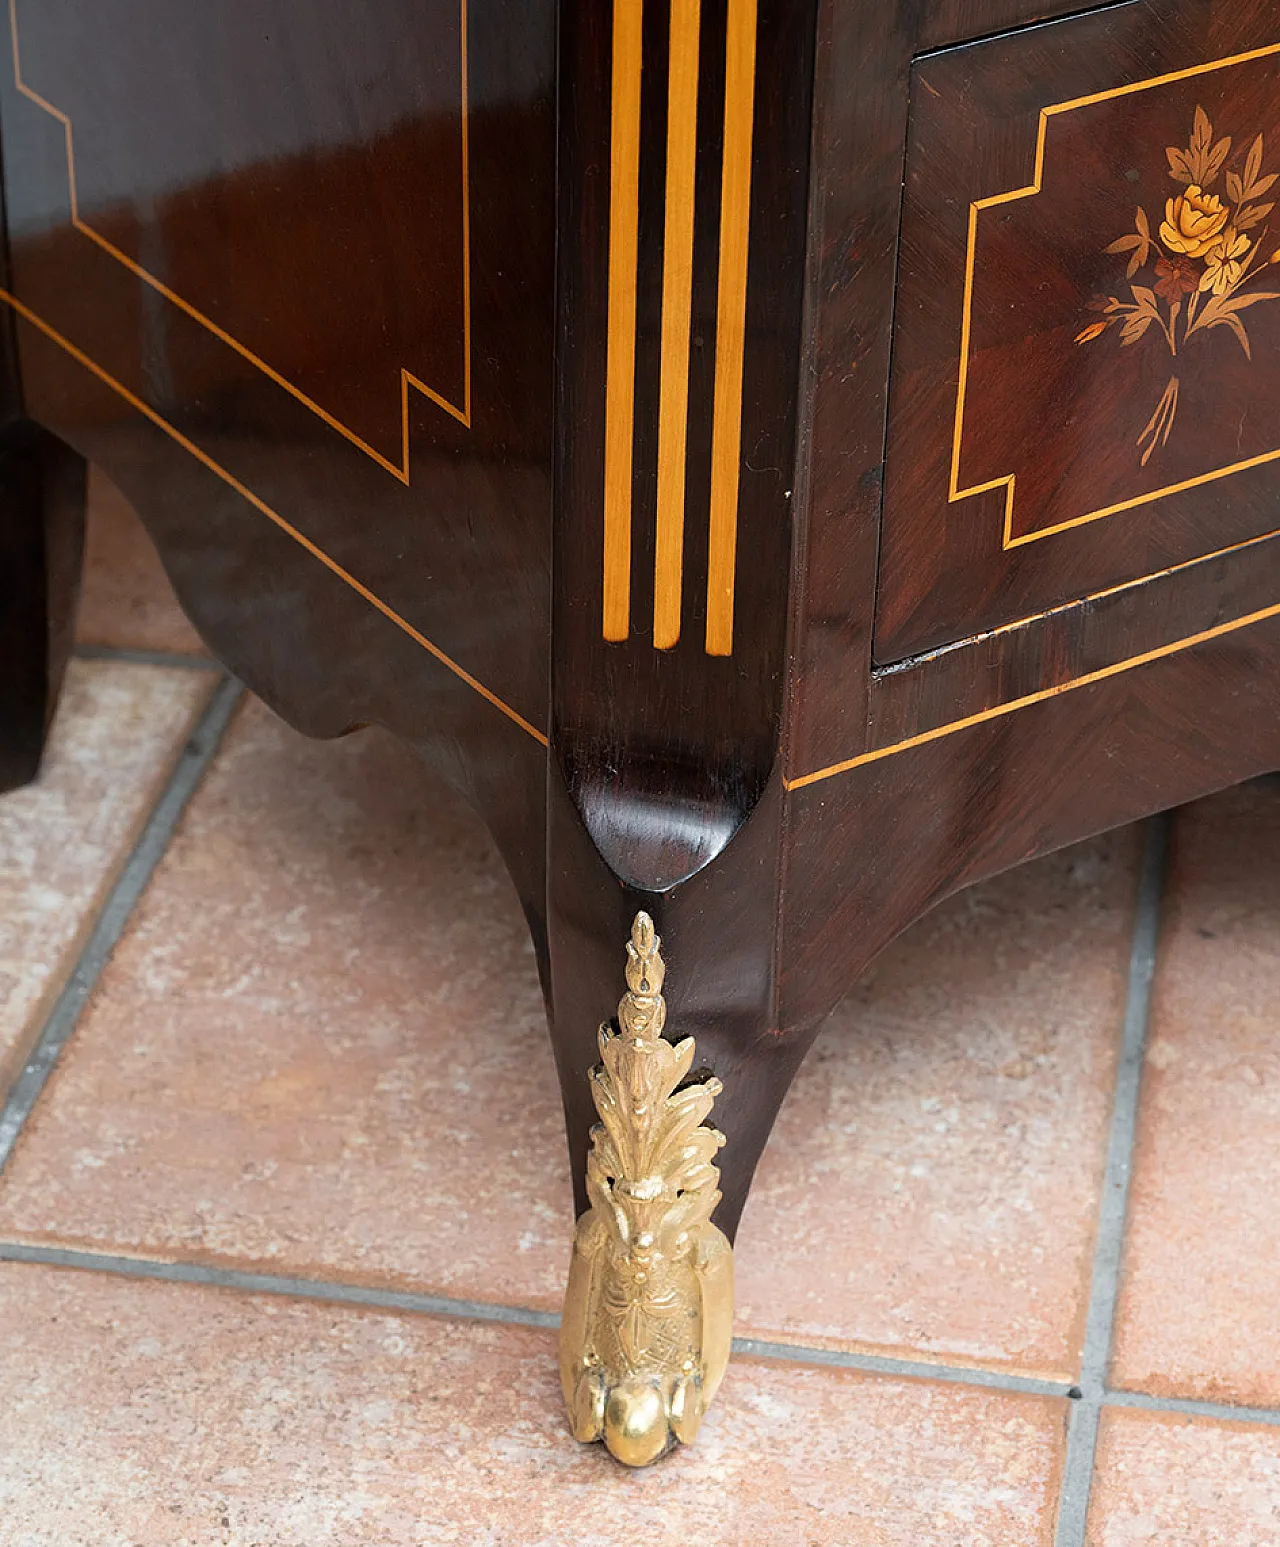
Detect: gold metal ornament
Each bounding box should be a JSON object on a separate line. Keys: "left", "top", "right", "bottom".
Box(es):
{"left": 559, "top": 911, "right": 734, "bottom": 1467}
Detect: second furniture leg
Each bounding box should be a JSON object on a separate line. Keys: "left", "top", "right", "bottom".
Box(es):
{"left": 0, "top": 423, "right": 86, "bottom": 795}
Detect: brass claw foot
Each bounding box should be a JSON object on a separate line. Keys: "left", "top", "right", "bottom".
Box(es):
{"left": 559, "top": 912, "right": 734, "bottom": 1467}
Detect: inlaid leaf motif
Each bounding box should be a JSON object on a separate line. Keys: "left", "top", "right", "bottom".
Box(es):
{"left": 1235, "top": 201, "right": 1274, "bottom": 232}
{"left": 1106, "top": 207, "right": 1153, "bottom": 277}
{"left": 1080, "top": 106, "right": 1280, "bottom": 465}
{"left": 1245, "top": 134, "right": 1265, "bottom": 194}
{"left": 1167, "top": 107, "right": 1231, "bottom": 186}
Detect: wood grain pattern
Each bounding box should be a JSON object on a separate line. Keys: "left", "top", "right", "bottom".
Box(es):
{"left": 0, "top": 0, "right": 557, "bottom": 961}
{"left": 10, "top": 0, "right": 472, "bottom": 459}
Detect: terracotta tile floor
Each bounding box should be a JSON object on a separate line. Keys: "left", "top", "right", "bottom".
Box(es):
{"left": 1, "top": 487, "right": 1278, "bottom": 1543}
{"left": 76, "top": 469, "right": 207, "bottom": 659}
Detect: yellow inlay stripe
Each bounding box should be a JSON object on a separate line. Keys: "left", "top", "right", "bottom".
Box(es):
{"left": 602, "top": 0, "right": 645, "bottom": 641}
{"left": 653, "top": 0, "right": 702, "bottom": 650}
{"left": 705, "top": 0, "right": 757, "bottom": 657}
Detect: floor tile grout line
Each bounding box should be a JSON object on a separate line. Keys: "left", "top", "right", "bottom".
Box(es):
{"left": 0, "top": 1239, "right": 1115, "bottom": 1401}
{"left": 11, "top": 1238, "right": 1280, "bottom": 1427}
{"left": 1076, "top": 813, "right": 1171, "bottom": 1389}
{"left": 0, "top": 1241, "right": 562, "bottom": 1328}
{"left": 0, "top": 1240, "right": 1077, "bottom": 1393}
{"left": 730, "top": 1335, "right": 1070, "bottom": 1396}
{"left": 1053, "top": 812, "right": 1170, "bottom": 1547}
{"left": 0, "top": 675, "right": 245, "bottom": 1171}
{"left": 74, "top": 643, "right": 221, "bottom": 672}
{"left": 1104, "top": 1387, "right": 1280, "bottom": 1429}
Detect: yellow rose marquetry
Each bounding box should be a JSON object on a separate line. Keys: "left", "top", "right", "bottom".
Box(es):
{"left": 1080, "top": 106, "right": 1280, "bottom": 467}
{"left": 1160, "top": 184, "right": 1230, "bottom": 256}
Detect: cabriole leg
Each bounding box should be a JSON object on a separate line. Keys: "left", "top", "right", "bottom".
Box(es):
{"left": 543, "top": 771, "right": 813, "bottom": 1468}
{"left": 548, "top": 0, "right": 818, "bottom": 1465}
{"left": 0, "top": 422, "right": 86, "bottom": 794}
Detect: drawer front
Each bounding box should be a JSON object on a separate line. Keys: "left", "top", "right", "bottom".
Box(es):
{"left": 874, "top": 0, "right": 1280, "bottom": 663}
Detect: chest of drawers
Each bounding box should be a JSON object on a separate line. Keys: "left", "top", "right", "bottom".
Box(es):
{"left": 2, "top": 0, "right": 1278, "bottom": 1465}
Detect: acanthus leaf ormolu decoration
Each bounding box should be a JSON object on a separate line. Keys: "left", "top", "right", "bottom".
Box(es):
{"left": 559, "top": 911, "right": 733, "bottom": 1467}
{"left": 1078, "top": 106, "right": 1280, "bottom": 466}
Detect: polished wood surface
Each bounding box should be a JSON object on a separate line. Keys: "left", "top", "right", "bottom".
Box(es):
{"left": 2, "top": 0, "right": 1279, "bottom": 1248}
{"left": 877, "top": 1, "right": 1280, "bottom": 660}
{"left": 15, "top": 0, "right": 472, "bottom": 454}
{"left": 0, "top": 0, "right": 556, "bottom": 933}
{"left": 553, "top": 0, "right": 813, "bottom": 898}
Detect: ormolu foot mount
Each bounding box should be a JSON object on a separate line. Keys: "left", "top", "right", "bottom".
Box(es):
{"left": 559, "top": 913, "right": 734, "bottom": 1467}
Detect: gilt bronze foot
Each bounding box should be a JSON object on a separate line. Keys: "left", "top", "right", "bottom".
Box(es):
{"left": 559, "top": 912, "right": 734, "bottom": 1467}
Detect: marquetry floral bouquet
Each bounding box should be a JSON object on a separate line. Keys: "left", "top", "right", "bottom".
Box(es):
{"left": 1076, "top": 107, "right": 1280, "bottom": 466}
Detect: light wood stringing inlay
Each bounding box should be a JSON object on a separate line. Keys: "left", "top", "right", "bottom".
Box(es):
{"left": 602, "top": 0, "right": 757, "bottom": 655}
{"left": 705, "top": 0, "right": 756, "bottom": 657}
{"left": 602, "top": 0, "right": 645, "bottom": 642}
{"left": 653, "top": 0, "right": 702, "bottom": 649}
